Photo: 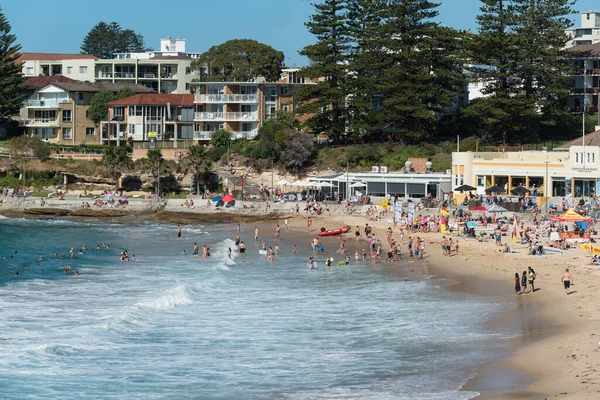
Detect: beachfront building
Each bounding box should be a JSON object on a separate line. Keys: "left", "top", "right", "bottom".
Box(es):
{"left": 565, "top": 42, "right": 600, "bottom": 114}
{"left": 452, "top": 139, "right": 600, "bottom": 200}
{"left": 19, "top": 81, "right": 151, "bottom": 145}
{"left": 565, "top": 10, "right": 600, "bottom": 48}
{"left": 308, "top": 168, "right": 451, "bottom": 201}
{"left": 192, "top": 68, "right": 314, "bottom": 141}
{"left": 18, "top": 38, "right": 200, "bottom": 94}
{"left": 100, "top": 94, "right": 195, "bottom": 146}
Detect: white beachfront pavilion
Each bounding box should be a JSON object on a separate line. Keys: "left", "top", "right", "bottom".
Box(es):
{"left": 307, "top": 171, "right": 452, "bottom": 200}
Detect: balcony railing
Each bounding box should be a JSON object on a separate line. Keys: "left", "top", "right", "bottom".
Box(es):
{"left": 570, "top": 87, "right": 600, "bottom": 94}
{"left": 139, "top": 73, "right": 157, "bottom": 79}
{"left": 114, "top": 72, "right": 135, "bottom": 78}
{"left": 193, "top": 111, "right": 258, "bottom": 121}
{"left": 97, "top": 72, "right": 113, "bottom": 78}
{"left": 194, "top": 94, "right": 258, "bottom": 103}
{"left": 23, "top": 99, "right": 70, "bottom": 108}
{"left": 19, "top": 118, "right": 60, "bottom": 127}
{"left": 193, "top": 129, "right": 258, "bottom": 140}
{"left": 160, "top": 73, "right": 178, "bottom": 79}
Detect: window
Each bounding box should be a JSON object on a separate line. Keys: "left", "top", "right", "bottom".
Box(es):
{"left": 86, "top": 128, "right": 95, "bottom": 136}
{"left": 113, "top": 106, "right": 124, "bottom": 120}
{"left": 62, "top": 110, "right": 72, "bottom": 122}
{"left": 587, "top": 13, "right": 590, "bottom": 20}
{"left": 129, "top": 124, "right": 136, "bottom": 134}
{"left": 280, "top": 86, "right": 289, "bottom": 95}
{"left": 79, "top": 66, "right": 88, "bottom": 74}
{"left": 26, "top": 67, "right": 34, "bottom": 75}
{"left": 185, "top": 83, "right": 190, "bottom": 91}
{"left": 66, "top": 66, "right": 73, "bottom": 74}
{"left": 62, "top": 127, "right": 72, "bottom": 140}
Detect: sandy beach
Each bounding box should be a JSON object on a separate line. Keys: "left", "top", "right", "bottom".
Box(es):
{"left": 3, "top": 194, "right": 600, "bottom": 399}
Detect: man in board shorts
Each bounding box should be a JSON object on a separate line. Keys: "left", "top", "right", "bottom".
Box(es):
{"left": 562, "top": 268, "right": 573, "bottom": 295}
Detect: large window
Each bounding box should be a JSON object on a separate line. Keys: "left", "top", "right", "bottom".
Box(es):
{"left": 114, "top": 107, "right": 124, "bottom": 120}
{"left": 34, "top": 110, "right": 56, "bottom": 121}
{"left": 62, "top": 110, "right": 72, "bottom": 122}
{"left": 62, "top": 127, "right": 72, "bottom": 140}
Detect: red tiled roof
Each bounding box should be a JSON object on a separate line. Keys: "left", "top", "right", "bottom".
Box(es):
{"left": 25, "top": 75, "right": 76, "bottom": 89}
{"left": 107, "top": 94, "right": 195, "bottom": 106}
{"left": 17, "top": 53, "right": 98, "bottom": 62}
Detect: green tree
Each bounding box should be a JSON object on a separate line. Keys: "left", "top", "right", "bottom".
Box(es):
{"left": 297, "top": 0, "right": 350, "bottom": 142}
{"left": 136, "top": 149, "right": 168, "bottom": 196}
{"left": 80, "top": 22, "right": 147, "bottom": 59}
{"left": 353, "top": 0, "right": 465, "bottom": 143}
{"left": 101, "top": 145, "right": 133, "bottom": 192}
{"left": 280, "top": 132, "right": 315, "bottom": 174}
{"left": 191, "top": 39, "right": 284, "bottom": 82}
{"left": 8, "top": 136, "right": 50, "bottom": 189}
{"left": 182, "top": 145, "right": 212, "bottom": 195}
{"left": 210, "top": 129, "right": 232, "bottom": 149}
{"left": 88, "top": 88, "right": 136, "bottom": 125}
{"left": 0, "top": 7, "right": 25, "bottom": 121}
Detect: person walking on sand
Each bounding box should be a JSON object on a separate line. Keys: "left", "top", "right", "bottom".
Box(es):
{"left": 274, "top": 224, "right": 281, "bottom": 240}
{"left": 355, "top": 226, "right": 361, "bottom": 242}
{"left": 562, "top": 268, "right": 573, "bottom": 295}
{"left": 307, "top": 217, "right": 312, "bottom": 231}
{"left": 514, "top": 272, "right": 521, "bottom": 295}
{"left": 177, "top": 225, "right": 182, "bottom": 240}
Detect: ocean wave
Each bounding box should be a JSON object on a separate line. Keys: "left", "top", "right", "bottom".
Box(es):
{"left": 135, "top": 284, "right": 195, "bottom": 310}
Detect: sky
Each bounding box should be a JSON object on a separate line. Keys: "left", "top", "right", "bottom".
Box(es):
{"left": 3, "top": 0, "right": 599, "bottom": 66}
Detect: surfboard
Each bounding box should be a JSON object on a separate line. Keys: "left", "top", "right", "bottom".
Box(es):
{"left": 258, "top": 250, "right": 267, "bottom": 255}
{"left": 338, "top": 261, "right": 346, "bottom": 266}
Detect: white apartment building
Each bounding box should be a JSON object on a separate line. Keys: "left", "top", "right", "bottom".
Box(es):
{"left": 18, "top": 38, "right": 200, "bottom": 94}
{"left": 566, "top": 10, "right": 600, "bottom": 48}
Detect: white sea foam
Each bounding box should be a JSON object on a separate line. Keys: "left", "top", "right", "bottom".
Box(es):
{"left": 135, "top": 284, "right": 195, "bottom": 310}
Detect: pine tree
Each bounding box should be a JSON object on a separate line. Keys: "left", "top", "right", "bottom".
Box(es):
{"left": 353, "top": 0, "right": 465, "bottom": 143}
{"left": 297, "top": 0, "right": 350, "bottom": 142}
{"left": 0, "top": 7, "right": 25, "bottom": 121}
{"left": 463, "top": 0, "right": 535, "bottom": 144}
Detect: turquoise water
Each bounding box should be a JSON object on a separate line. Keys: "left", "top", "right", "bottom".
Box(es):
{"left": 0, "top": 216, "right": 515, "bottom": 399}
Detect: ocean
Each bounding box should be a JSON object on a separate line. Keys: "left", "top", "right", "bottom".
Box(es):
{"left": 0, "top": 216, "right": 517, "bottom": 399}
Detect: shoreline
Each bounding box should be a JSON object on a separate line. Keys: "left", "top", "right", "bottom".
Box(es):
{"left": 2, "top": 205, "right": 599, "bottom": 398}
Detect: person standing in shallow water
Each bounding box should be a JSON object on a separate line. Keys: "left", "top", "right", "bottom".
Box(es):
{"left": 514, "top": 272, "right": 521, "bottom": 295}
{"left": 177, "top": 225, "right": 182, "bottom": 240}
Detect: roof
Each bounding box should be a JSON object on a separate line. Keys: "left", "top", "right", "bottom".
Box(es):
{"left": 25, "top": 75, "right": 76, "bottom": 89}
{"left": 37, "top": 81, "right": 153, "bottom": 94}
{"left": 150, "top": 55, "right": 193, "bottom": 60}
{"left": 561, "top": 130, "right": 600, "bottom": 147}
{"left": 565, "top": 43, "right": 600, "bottom": 58}
{"left": 17, "top": 53, "right": 97, "bottom": 62}
{"left": 106, "top": 94, "right": 195, "bottom": 106}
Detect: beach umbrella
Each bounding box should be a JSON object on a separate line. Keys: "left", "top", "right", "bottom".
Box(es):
{"left": 309, "top": 182, "right": 322, "bottom": 188}
{"left": 471, "top": 205, "right": 487, "bottom": 211}
{"left": 350, "top": 181, "right": 367, "bottom": 188}
{"left": 222, "top": 194, "right": 234, "bottom": 203}
{"left": 510, "top": 186, "right": 530, "bottom": 195}
{"left": 454, "top": 184, "right": 477, "bottom": 192}
{"left": 319, "top": 181, "right": 334, "bottom": 187}
{"left": 485, "top": 185, "right": 505, "bottom": 194}
{"left": 211, "top": 196, "right": 222, "bottom": 202}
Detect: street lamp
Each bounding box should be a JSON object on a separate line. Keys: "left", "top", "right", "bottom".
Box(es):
{"left": 544, "top": 161, "right": 550, "bottom": 216}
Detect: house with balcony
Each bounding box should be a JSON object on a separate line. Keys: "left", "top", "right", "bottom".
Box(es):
{"left": 19, "top": 81, "right": 151, "bottom": 145}
{"left": 18, "top": 53, "right": 98, "bottom": 81}
{"left": 100, "top": 94, "right": 196, "bottom": 146}
{"left": 565, "top": 42, "right": 600, "bottom": 114}
{"left": 566, "top": 10, "right": 600, "bottom": 48}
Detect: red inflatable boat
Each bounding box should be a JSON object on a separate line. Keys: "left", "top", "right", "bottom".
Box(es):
{"left": 318, "top": 225, "right": 351, "bottom": 237}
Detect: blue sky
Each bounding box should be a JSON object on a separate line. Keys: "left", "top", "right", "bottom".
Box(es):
{"left": 3, "top": 0, "right": 598, "bottom": 66}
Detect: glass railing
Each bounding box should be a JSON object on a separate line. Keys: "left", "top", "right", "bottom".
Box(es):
{"left": 194, "top": 94, "right": 258, "bottom": 103}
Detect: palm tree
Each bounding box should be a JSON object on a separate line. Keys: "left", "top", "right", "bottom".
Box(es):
{"left": 101, "top": 146, "right": 133, "bottom": 192}
{"left": 182, "top": 145, "right": 212, "bottom": 195}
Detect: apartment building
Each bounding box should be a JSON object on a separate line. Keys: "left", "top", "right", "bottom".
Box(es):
{"left": 100, "top": 94, "right": 195, "bottom": 146}
{"left": 565, "top": 43, "right": 600, "bottom": 114}
{"left": 192, "top": 68, "right": 313, "bottom": 140}
{"left": 18, "top": 38, "right": 200, "bottom": 94}
{"left": 19, "top": 81, "right": 151, "bottom": 145}
{"left": 566, "top": 10, "right": 600, "bottom": 48}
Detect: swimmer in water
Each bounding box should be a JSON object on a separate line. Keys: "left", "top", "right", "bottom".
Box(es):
{"left": 267, "top": 247, "right": 275, "bottom": 262}
{"left": 239, "top": 241, "right": 246, "bottom": 257}
{"left": 307, "top": 257, "right": 314, "bottom": 270}
{"left": 254, "top": 226, "right": 259, "bottom": 241}
{"left": 39, "top": 256, "right": 43, "bottom": 261}
{"left": 292, "top": 244, "right": 296, "bottom": 255}
{"left": 193, "top": 243, "right": 199, "bottom": 256}
{"left": 177, "top": 225, "right": 182, "bottom": 239}
{"left": 15, "top": 272, "right": 19, "bottom": 277}
{"left": 354, "top": 250, "right": 359, "bottom": 261}
{"left": 261, "top": 240, "right": 266, "bottom": 251}
{"left": 227, "top": 247, "right": 232, "bottom": 259}
{"left": 274, "top": 224, "right": 281, "bottom": 240}
{"left": 132, "top": 255, "right": 136, "bottom": 261}
{"left": 75, "top": 271, "right": 79, "bottom": 276}
{"left": 182, "top": 250, "right": 187, "bottom": 256}
{"left": 275, "top": 244, "right": 280, "bottom": 254}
